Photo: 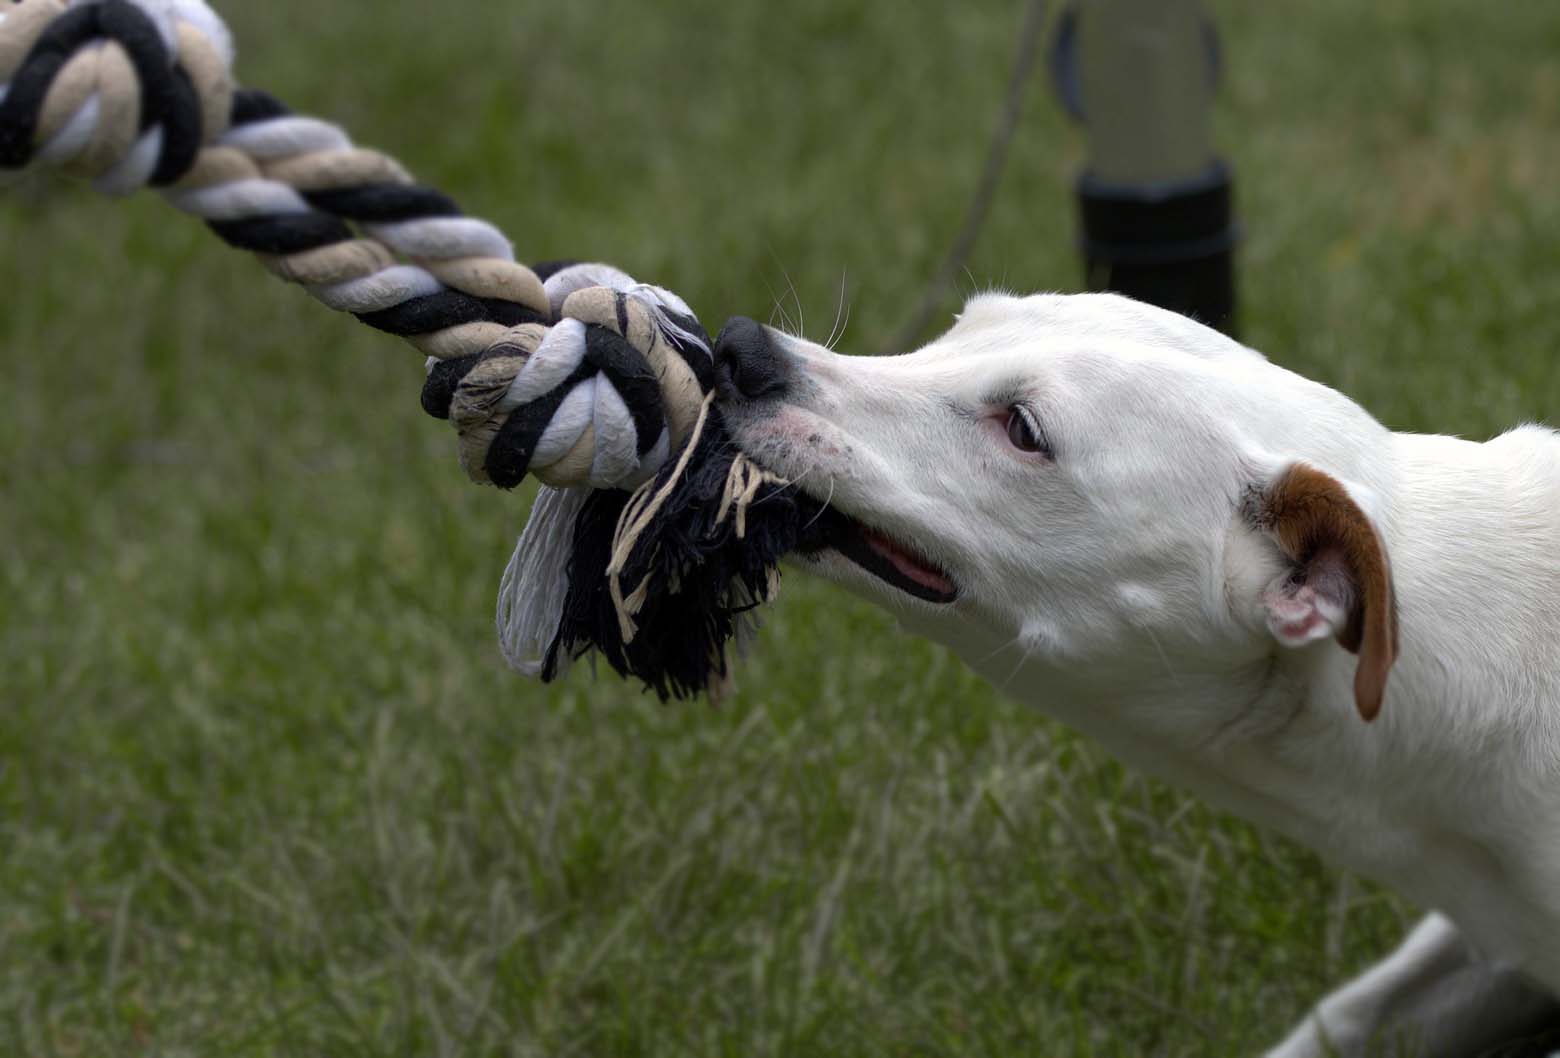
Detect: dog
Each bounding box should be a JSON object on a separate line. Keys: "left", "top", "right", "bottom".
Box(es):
{"left": 712, "top": 292, "right": 1560, "bottom": 1057}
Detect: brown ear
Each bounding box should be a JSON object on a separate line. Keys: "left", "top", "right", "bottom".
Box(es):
{"left": 1250, "top": 464, "right": 1399, "bottom": 722}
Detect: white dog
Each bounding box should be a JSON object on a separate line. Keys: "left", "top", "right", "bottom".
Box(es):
{"left": 713, "top": 293, "right": 1560, "bottom": 1057}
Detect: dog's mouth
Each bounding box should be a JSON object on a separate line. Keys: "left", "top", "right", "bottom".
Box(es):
{"left": 794, "top": 502, "right": 959, "bottom": 605}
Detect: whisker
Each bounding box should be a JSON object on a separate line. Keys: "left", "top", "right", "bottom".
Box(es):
{"left": 762, "top": 244, "right": 807, "bottom": 338}
{"left": 996, "top": 634, "right": 1040, "bottom": 692}
{"left": 1144, "top": 627, "right": 1185, "bottom": 690}
{"left": 975, "top": 630, "right": 1028, "bottom": 666}
{"left": 736, "top": 458, "right": 815, "bottom": 506}
{"left": 778, "top": 261, "right": 805, "bottom": 338}
{"left": 761, "top": 275, "right": 796, "bottom": 333}
{"left": 781, "top": 463, "right": 822, "bottom": 494}
{"left": 801, "top": 477, "right": 837, "bottom": 533}
{"left": 833, "top": 299, "right": 852, "bottom": 352}
{"left": 825, "top": 269, "right": 850, "bottom": 350}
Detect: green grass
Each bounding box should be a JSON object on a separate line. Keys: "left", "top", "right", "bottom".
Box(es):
{"left": 3, "top": 1, "right": 1558, "bottom": 1054}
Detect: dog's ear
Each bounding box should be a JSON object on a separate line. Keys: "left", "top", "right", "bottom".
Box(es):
{"left": 1247, "top": 463, "right": 1399, "bottom": 722}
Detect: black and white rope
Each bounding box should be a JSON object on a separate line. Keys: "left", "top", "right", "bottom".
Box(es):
{"left": 0, "top": 0, "right": 716, "bottom": 492}
{"left": 3, "top": 0, "right": 805, "bottom": 696}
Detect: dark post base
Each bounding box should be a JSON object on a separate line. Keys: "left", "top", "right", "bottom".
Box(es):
{"left": 1076, "top": 160, "right": 1238, "bottom": 335}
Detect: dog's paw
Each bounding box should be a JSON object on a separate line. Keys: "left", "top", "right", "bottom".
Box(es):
{"left": 1262, "top": 1014, "right": 1362, "bottom": 1058}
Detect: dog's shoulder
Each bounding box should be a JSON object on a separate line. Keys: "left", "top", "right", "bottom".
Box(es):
{"left": 1486, "top": 422, "right": 1560, "bottom": 475}
{"left": 1480, "top": 425, "right": 1560, "bottom": 540}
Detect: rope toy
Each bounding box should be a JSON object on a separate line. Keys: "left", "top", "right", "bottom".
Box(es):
{"left": 1, "top": 0, "right": 825, "bottom": 698}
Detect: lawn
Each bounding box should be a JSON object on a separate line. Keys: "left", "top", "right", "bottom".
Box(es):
{"left": 2, "top": 0, "right": 1558, "bottom": 1055}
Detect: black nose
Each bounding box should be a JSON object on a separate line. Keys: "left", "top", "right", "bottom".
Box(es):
{"left": 714, "top": 316, "right": 789, "bottom": 401}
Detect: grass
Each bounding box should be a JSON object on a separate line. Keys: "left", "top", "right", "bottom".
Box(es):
{"left": 2, "top": 0, "right": 1558, "bottom": 1054}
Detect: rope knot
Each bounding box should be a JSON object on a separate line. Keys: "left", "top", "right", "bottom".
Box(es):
{"left": 434, "top": 263, "right": 715, "bottom": 491}
{"left": 4, "top": 0, "right": 805, "bottom": 701}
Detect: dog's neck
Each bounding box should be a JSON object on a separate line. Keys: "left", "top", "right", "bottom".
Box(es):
{"left": 928, "top": 425, "right": 1560, "bottom": 986}
{"left": 965, "top": 628, "right": 1560, "bottom": 984}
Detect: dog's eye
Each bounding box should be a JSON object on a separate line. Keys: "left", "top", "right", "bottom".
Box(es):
{"left": 1005, "top": 407, "right": 1050, "bottom": 456}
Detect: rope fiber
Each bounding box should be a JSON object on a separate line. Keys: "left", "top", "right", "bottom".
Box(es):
{"left": 1, "top": 0, "right": 819, "bottom": 699}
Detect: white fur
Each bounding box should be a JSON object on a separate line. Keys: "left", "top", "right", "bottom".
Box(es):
{"left": 722, "top": 291, "right": 1560, "bottom": 1055}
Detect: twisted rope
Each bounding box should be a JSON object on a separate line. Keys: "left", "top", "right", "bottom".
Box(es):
{"left": 2, "top": 0, "right": 815, "bottom": 699}
{"left": 0, "top": 0, "right": 711, "bottom": 493}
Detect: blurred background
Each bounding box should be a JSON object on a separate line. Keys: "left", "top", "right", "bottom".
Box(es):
{"left": 2, "top": 0, "right": 1558, "bottom": 1053}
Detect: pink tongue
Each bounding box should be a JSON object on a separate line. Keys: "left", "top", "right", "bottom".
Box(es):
{"left": 863, "top": 529, "right": 955, "bottom": 594}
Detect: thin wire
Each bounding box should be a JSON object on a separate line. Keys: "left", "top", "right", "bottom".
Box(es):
{"left": 884, "top": 0, "right": 1050, "bottom": 354}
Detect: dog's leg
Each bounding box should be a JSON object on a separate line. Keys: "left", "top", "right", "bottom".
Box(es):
{"left": 1400, "top": 961, "right": 1560, "bottom": 1058}
{"left": 1264, "top": 912, "right": 1560, "bottom": 1058}
{"left": 1265, "top": 913, "right": 1467, "bottom": 1058}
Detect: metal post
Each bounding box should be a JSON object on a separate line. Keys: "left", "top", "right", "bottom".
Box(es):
{"left": 1053, "top": 0, "right": 1239, "bottom": 333}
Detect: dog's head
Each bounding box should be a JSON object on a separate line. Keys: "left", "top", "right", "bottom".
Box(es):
{"left": 717, "top": 293, "right": 1399, "bottom": 722}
